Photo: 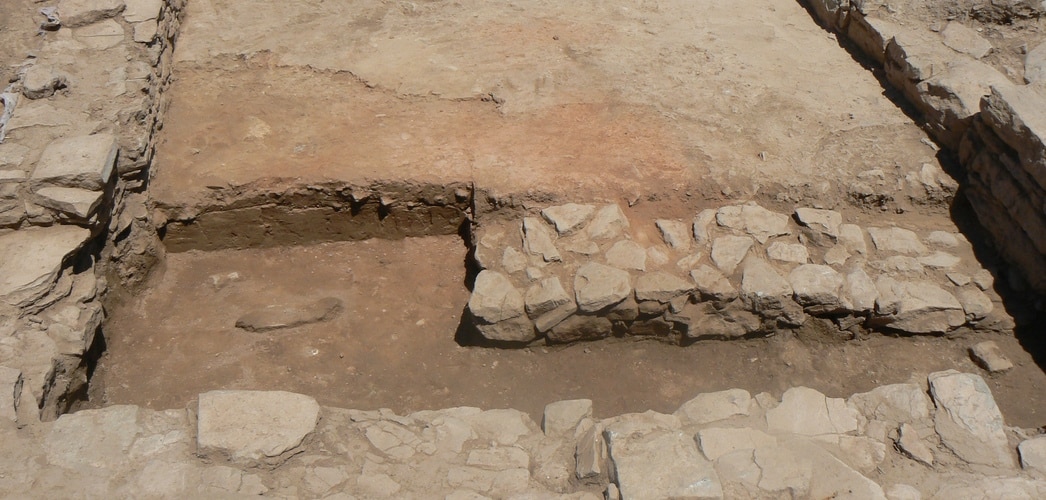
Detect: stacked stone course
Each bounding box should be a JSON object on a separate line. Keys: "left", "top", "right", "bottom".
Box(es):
{"left": 467, "top": 202, "right": 1009, "bottom": 345}
{"left": 0, "top": 0, "right": 184, "bottom": 422}
{"left": 804, "top": 0, "right": 1046, "bottom": 294}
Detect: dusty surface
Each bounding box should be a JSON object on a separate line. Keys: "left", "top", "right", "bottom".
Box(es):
{"left": 152, "top": 0, "right": 946, "bottom": 216}
{"left": 96, "top": 235, "right": 1046, "bottom": 428}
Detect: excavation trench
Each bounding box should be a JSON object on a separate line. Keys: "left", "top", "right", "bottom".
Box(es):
{"left": 87, "top": 186, "right": 1046, "bottom": 427}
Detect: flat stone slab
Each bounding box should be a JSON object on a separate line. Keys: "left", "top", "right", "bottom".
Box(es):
{"left": 928, "top": 370, "right": 1014, "bottom": 469}
{"left": 0, "top": 225, "right": 90, "bottom": 307}
{"left": 197, "top": 390, "right": 320, "bottom": 466}
{"left": 235, "top": 297, "right": 343, "bottom": 332}
{"left": 30, "top": 134, "right": 117, "bottom": 191}
{"left": 606, "top": 429, "right": 723, "bottom": 500}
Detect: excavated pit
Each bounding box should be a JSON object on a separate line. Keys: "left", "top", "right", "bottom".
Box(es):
{"left": 7, "top": 0, "right": 1046, "bottom": 496}
{"left": 84, "top": 0, "right": 1046, "bottom": 429}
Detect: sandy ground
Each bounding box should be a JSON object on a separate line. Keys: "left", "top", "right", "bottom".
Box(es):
{"left": 95, "top": 235, "right": 1046, "bottom": 428}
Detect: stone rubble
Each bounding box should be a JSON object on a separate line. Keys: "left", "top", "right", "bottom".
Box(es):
{"left": 802, "top": 0, "right": 1046, "bottom": 295}
{"left": 0, "top": 0, "right": 185, "bottom": 422}
{"left": 468, "top": 202, "right": 1010, "bottom": 345}
{"left": 0, "top": 373, "right": 1042, "bottom": 498}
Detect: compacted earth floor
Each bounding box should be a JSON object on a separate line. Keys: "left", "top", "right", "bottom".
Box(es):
{"left": 95, "top": 235, "right": 1046, "bottom": 429}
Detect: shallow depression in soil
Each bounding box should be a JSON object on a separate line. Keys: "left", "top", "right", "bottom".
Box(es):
{"left": 93, "top": 236, "right": 1046, "bottom": 427}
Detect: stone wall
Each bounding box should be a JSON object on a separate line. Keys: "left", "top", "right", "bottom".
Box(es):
{"left": 0, "top": 0, "right": 184, "bottom": 421}
{"left": 2, "top": 372, "right": 1045, "bottom": 498}
{"left": 803, "top": 0, "right": 1046, "bottom": 294}
{"left": 466, "top": 202, "right": 1009, "bottom": 346}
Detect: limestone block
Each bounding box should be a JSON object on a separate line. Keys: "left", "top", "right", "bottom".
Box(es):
{"left": 0, "top": 226, "right": 90, "bottom": 307}
{"left": 31, "top": 134, "right": 117, "bottom": 191}
{"left": 867, "top": 227, "right": 927, "bottom": 255}
{"left": 690, "top": 264, "right": 737, "bottom": 302}
{"left": 21, "top": 65, "right": 68, "bottom": 100}
{"left": 669, "top": 301, "right": 761, "bottom": 339}
{"left": 969, "top": 340, "right": 1013, "bottom": 373}
{"left": 58, "top": 0, "right": 126, "bottom": 28}
{"left": 469, "top": 271, "right": 525, "bottom": 324}
{"left": 715, "top": 204, "right": 791, "bottom": 244}
{"left": 576, "top": 421, "right": 607, "bottom": 482}
{"left": 766, "top": 242, "right": 809, "bottom": 264}
{"left": 133, "top": 19, "right": 158, "bottom": 43}
{"left": 808, "top": 0, "right": 850, "bottom": 30}
{"left": 542, "top": 399, "right": 592, "bottom": 437}
{"left": 123, "top": 0, "right": 162, "bottom": 22}
{"left": 848, "top": 384, "right": 931, "bottom": 426}
{"left": 522, "top": 217, "right": 561, "bottom": 262}
{"left": 838, "top": 224, "right": 868, "bottom": 254}
{"left": 740, "top": 259, "right": 792, "bottom": 307}
{"left": 634, "top": 271, "right": 693, "bottom": 303}
{"left": 841, "top": 265, "right": 878, "bottom": 313}
{"left": 918, "top": 251, "right": 961, "bottom": 269}
{"left": 873, "top": 277, "right": 965, "bottom": 334}
{"left": 675, "top": 389, "right": 752, "bottom": 426}
{"left": 847, "top": 13, "right": 904, "bottom": 63}
{"left": 1026, "top": 41, "right": 1046, "bottom": 83}
{"left": 1019, "top": 436, "right": 1046, "bottom": 473}
{"left": 928, "top": 370, "right": 1014, "bottom": 468}
{"left": 795, "top": 207, "right": 842, "bottom": 240}
{"left": 463, "top": 409, "right": 536, "bottom": 446}
{"left": 31, "top": 186, "right": 104, "bottom": 220}
{"left": 605, "top": 240, "right": 646, "bottom": 271}
{"left": 533, "top": 302, "right": 576, "bottom": 332}
{"left": 927, "top": 231, "right": 960, "bottom": 247}
{"left": 941, "top": 22, "right": 993, "bottom": 59}
{"left": 524, "top": 277, "right": 570, "bottom": 318}
{"left": 585, "top": 204, "right": 629, "bottom": 240}
{"left": 574, "top": 263, "right": 630, "bottom": 312}
{"left": 74, "top": 19, "right": 126, "bottom": 50}
{"left": 605, "top": 429, "right": 722, "bottom": 500}
{"left": 501, "top": 247, "right": 526, "bottom": 273}
{"left": 915, "top": 58, "right": 1016, "bottom": 148}
{"left": 958, "top": 288, "right": 994, "bottom": 320}
{"left": 45, "top": 405, "right": 140, "bottom": 468}
{"left": 788, "top": 264, "right": 844, "bottom": 312}
{"left": 541, "top": 203, "right": 595, "bottom": 235}
{"left": 197, "top": 390, "right": 320, "bottom": 466}
{"left": 548, "top": 315, "right": 612, "bottom": 344}
{"left": 896, "top": 423, "right": 934, "bottom": 466}
{"left": 692, "top": 209, "right": 716, "bottom": 244}
{"left": 947, "top": 272, "right": 971, "bottom": 286}
{"left": 655, "top": 219, "right": 692, "bottom": 251}
{"left": 711, "top": 235, "right": 753, "bottom": 274}
{"left": 696, "top": 427, "right": 777, "bottom": 461}
{"left": 766, "top": 387, "right": 860, "bottom": 436}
